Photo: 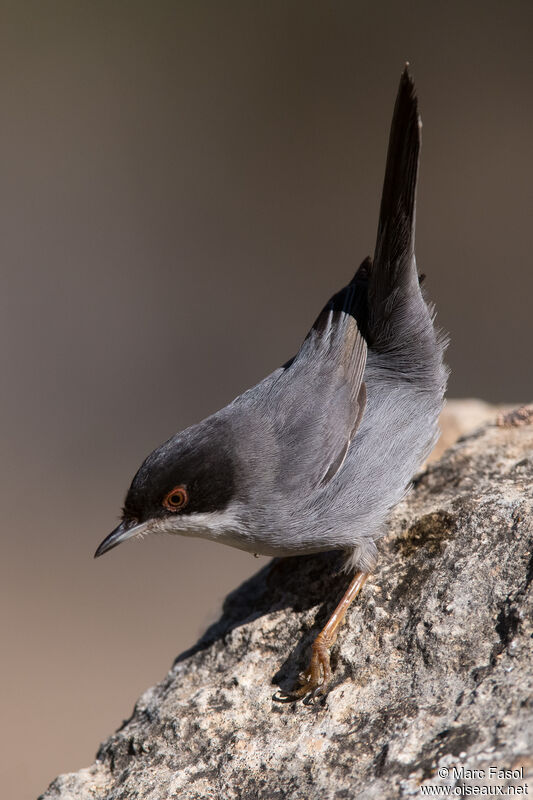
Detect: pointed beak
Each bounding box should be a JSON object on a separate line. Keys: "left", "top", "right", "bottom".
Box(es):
{"left": 94, "top": 520, "right": 147, "bottom": 558}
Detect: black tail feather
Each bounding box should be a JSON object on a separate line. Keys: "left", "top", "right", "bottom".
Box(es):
{"left": 369, "top": 66, "right": 421, "bottom": 341}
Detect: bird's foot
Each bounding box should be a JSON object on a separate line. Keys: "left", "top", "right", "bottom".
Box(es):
{"left": 292, "top": 632, "right": 333, "bottom": 700}
{"left": 275, "top": 572, "right": 369, "bottom": 703}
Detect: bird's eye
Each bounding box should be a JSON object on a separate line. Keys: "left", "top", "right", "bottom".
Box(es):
{"left": 163, "top": 485, "right": 188, "bottom": 512}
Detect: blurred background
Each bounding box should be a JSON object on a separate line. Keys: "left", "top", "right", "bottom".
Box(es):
{"left": 1, "top": 1, "right": 532, "bottom": 797}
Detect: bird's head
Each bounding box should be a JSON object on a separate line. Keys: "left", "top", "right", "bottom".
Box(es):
{"left": 94, "top": 418, "right": 237, "bottom": 558}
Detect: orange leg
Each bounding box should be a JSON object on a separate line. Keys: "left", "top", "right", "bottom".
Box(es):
{"left": 294, "top": 571, "right": 369, "bottom": 698}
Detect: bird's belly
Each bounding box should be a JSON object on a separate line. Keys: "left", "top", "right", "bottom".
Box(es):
{"left": 210, "top": 524, "right": 333, "bottom": 559}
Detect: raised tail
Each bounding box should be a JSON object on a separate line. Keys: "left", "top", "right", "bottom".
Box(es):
{"left": 368, "top": 65, "right": 423, "bottom": 350}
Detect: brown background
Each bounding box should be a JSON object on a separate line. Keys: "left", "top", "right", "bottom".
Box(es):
{"left": 1, "top": 2, "right": 532, "bottom": 797}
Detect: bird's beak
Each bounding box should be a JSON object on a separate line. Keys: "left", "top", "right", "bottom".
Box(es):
{"left": 94, "top": 520, "right": 148, "bottom": 558}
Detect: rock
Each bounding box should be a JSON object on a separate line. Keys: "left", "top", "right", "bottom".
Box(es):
{"left": 429, "top": 398, "right": 512, "bottom": 462}
{"left": 40, "top": 403, "right": 533, "bottom": 800}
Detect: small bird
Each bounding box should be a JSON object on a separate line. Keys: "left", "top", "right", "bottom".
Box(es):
{"left": 95, "top": 67, "right": 448, "bottom": 698}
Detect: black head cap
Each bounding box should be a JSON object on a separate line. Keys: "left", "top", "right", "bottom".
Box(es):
{"left": 123, "top": 417, "right": 237, "bottom": 525}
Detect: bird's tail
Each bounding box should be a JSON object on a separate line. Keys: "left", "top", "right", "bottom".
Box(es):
{"left": 367, "top": 65, "right": 426, "bottom": 352}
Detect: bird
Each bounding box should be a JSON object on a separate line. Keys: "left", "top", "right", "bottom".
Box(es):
{"left": 95, "top": 66, "right": 448, "bottom": 698}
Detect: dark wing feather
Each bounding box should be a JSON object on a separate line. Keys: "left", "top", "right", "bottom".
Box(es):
{"left": 271, "top": 275, "right": 368, "bottom": 491}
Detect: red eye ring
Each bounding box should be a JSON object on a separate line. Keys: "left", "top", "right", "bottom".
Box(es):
{"left": 163, "top": 486, "right": 188, "bottom": 512}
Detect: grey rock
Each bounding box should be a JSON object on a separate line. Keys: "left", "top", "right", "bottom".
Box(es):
{"left": 40, "top": 404, "right": 533, "bottom": 800}
{"left": 429, "top": 398, "right": 512, "bottom": 462}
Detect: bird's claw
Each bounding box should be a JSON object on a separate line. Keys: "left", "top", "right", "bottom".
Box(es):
{"left": 290, "top": 635, "right": 333, "bottom": 700}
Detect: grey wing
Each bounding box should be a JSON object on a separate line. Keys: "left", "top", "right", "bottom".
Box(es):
{"left": 269, "top": 279, "right": 368, "bottom": 493}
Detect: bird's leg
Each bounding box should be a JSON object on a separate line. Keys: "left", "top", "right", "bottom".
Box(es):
{"left": 295, "top": 571, "right": 369, "bottom": 698}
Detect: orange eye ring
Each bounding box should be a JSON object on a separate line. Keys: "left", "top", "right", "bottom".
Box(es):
{"left": 163, "top": 485, "right": 188, "bottom": 512}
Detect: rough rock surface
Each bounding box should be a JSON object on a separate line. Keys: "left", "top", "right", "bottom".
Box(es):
{"left": 429, "top": 398, "right": 511, "bottom": 462}
{"left": 41, "top": 404, "right": 533, "bottom": 799}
